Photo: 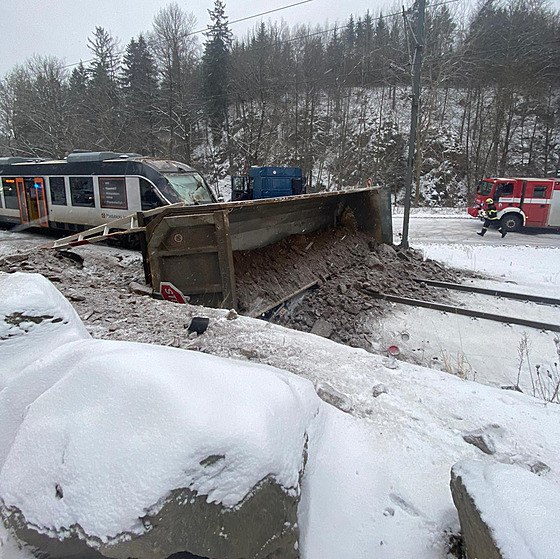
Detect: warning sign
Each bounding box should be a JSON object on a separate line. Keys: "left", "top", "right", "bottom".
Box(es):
{"left": 160, "top": 282, "right": 187, "bottom": 304}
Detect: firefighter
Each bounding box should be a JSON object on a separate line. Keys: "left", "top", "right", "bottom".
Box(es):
{"left": 477, "top": 198, "right": 507, "bottom": 238}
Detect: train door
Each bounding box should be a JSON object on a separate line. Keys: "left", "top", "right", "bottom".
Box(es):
{"left": 15, "top": 177, "right": 49, "bottom": 227}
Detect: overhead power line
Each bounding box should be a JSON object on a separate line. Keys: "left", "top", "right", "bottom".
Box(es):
{"left": 233, "top": 0, "right": 462, "bottom": 50}
{"left": 61, "top": 0, "right": 315, "bottom": 70}
{"left": 60, "top": 0, "right": 461, "bottom": 71}
{"left": 187, "top": 0, "right": 314, "bottom": 36}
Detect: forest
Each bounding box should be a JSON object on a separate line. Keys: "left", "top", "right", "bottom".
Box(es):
{"left": 0, "top": 0, "right": 558, "bottom": 204}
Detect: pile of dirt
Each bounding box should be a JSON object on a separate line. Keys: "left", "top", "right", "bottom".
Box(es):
{"left": 232, "top": 220, "right": 467, "bottom": 350}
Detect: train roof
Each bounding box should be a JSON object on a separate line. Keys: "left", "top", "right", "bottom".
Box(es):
{"left": 0, "top": 151, "right": 199, "bottom": 176}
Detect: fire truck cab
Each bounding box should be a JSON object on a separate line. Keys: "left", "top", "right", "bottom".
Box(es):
{"left": 468, "top": 177, "right": 560, "bottom": 231}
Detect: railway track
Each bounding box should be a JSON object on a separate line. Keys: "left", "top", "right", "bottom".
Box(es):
{"left": 412, "top": 278, "right": 560, "bottom": 306}
{"left": 365, "top": 279, "right": 560, "bottom": 333}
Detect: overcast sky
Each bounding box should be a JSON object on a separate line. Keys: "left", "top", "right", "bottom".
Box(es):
{"left": 1, "top": 0, "right": 398, "bottom": 76}
{"left": 2, "top": 0, "right": 559, "bottom": 76}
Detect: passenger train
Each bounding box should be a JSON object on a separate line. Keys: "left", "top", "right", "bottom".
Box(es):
{"left": 0, "top": 151, "right": 217, "bottom": 231}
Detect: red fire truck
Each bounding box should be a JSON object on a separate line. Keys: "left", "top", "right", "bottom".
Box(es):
{"left": 468, "top": 177, "right": 560, "bottom": 231}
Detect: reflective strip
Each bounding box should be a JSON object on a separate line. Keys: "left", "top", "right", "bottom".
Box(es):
{"left": 523, "top": 198, "right": 551, "bottom": 204}
{"left": 498, "top": 197, "right": 551, "bottom": 205}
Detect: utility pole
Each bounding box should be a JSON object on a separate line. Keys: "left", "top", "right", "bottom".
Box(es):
{"left": 401, "top": 0, "right": 426, "bottom": 249}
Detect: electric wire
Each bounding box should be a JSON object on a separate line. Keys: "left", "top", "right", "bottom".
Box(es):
{"left": 58, "top": 0, "right": 462, "bottom": 71}
{"left": 187, "top": 0, "right": 314, "bottom": 36}
{"left": 8, "top": 0, "right": 559, "bottom": 133}
{"left": 60, "top": 0, "right": 317, "bottom": 70}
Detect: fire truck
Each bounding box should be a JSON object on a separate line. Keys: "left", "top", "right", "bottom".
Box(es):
{"left": 468, "top": 177, "right": 560, "bottom": 231}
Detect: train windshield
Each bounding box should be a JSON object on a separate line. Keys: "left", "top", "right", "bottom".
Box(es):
{"left": 164, "top": 173, "right": 213, "bottom": 204}
{"left": 477, "top": 180, "right": 494, "bottom": 196}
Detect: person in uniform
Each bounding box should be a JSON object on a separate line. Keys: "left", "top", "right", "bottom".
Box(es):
{"left": 477, "top": 198, "right": 506, "bottom": 238}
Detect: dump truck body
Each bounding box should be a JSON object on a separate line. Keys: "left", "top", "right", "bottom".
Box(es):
{"left": 145, "top": 186, "right": 391, "bottom": 311}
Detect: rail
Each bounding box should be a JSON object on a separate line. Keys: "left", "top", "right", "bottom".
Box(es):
{"left": 413, "top": 278, "right": 560, "bottom": 307}
{"left": 261, "top": 277, "right": 560, "bottom": 332}
{"left": 362, "top": 290, "right": 560, "bottom": 332}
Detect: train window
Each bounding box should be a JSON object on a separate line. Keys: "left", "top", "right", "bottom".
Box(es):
{"left": 140, "top": 178, "right": 162, "bottom": 210}
{"left": 49, "top": 177, "right": 67, "bottom": 205}
{"left": 99, "top": 177, "right": 127, "bottom": 209}
{"left": 164, "top": 173, "right": 213, "bottom": 204}
{"left": 533, "top": 185, "right": 547, "bottom": 198}
{"left": 69, "top": 177, "right": 95, "bottom": 207}
{"left": 2, "top": 178, "right": 19, "bottom": 209}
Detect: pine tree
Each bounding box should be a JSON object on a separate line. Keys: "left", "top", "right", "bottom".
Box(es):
{"left": 86, "top": 27, "right": 122, "bottom": 150}
{"left": 326, "top": 27, "right": 344, "bottom": 88}
{"left": 202, "top": 0, "right": 233, "bottom": 135}
{"left": 122, "top": 35, "right": 159, "bottom": 155}
{"left": 68, "top": 62, "right": 90, "bottom": 148}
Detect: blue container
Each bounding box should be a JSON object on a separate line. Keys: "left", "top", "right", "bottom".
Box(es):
{"left": 248, "top": 167, "right": 304, "bottom": 199}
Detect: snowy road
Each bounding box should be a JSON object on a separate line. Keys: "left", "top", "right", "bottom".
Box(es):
{"left": 393, "top": 214, "right": 560, "bottom": 248}
{"left": 380, "top": 213, "right": 560, "bottom": 393}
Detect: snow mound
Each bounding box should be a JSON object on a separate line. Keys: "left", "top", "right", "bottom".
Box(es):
{"left": 0, "top": 272, "right": 90, "bottom": 388}
{"left": 0, "top": 273, "right": 321, "bottom": 542}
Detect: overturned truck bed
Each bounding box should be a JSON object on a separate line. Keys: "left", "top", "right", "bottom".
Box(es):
{"left": 144, "top": 187, "right": 392, "bottom": 314}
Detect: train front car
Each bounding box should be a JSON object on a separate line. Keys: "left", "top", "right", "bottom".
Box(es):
{"left": 0, "top": 152, "right": 217, "bottom": 231}
{"left": 140, "top": 159, "right": 216, "bottom": 206}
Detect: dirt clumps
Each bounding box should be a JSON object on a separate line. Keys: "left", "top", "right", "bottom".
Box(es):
{"left": 232, "top": 223, "right": 466, "bottom": 350}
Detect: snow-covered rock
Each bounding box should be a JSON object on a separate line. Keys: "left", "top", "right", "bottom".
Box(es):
{"left": 0, "top": 272, "right": 90, "bottom": 389}
{"left": 451, "top": 460, "right": 560, "bottom": 559}
{"left": 315, "top": 381, "right": 352, "bottom": 413}
{"left": 0, "top": 273, "right": 321, "bottom": 558}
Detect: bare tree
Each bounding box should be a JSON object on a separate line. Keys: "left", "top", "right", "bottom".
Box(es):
{"left": 0, "top": 56, "right": 70, "bottom": 157}
{"left": 150, "top": 3, "right": 200, "bottom": 161}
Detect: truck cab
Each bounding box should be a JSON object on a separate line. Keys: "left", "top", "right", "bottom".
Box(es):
{"left": 468, "top": 177, "right": 560, "bottom": 231}
{"left": 231, "top": 167, "right": 306, "bottom": 201}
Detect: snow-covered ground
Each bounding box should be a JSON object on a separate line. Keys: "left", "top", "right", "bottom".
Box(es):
{"left": 378, "top": 215, "right": 560, "bottom": 394}
{"left": 1, "top": 214, "right": 560, "bottom": 559}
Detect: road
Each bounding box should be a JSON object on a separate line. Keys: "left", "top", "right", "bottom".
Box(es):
{"left": 392, "top": 214, "right": 560, "bottom": 248}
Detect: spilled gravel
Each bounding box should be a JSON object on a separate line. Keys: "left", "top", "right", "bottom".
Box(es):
{"left": 0, "top": 224, "right": 473, "bottom": 354}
